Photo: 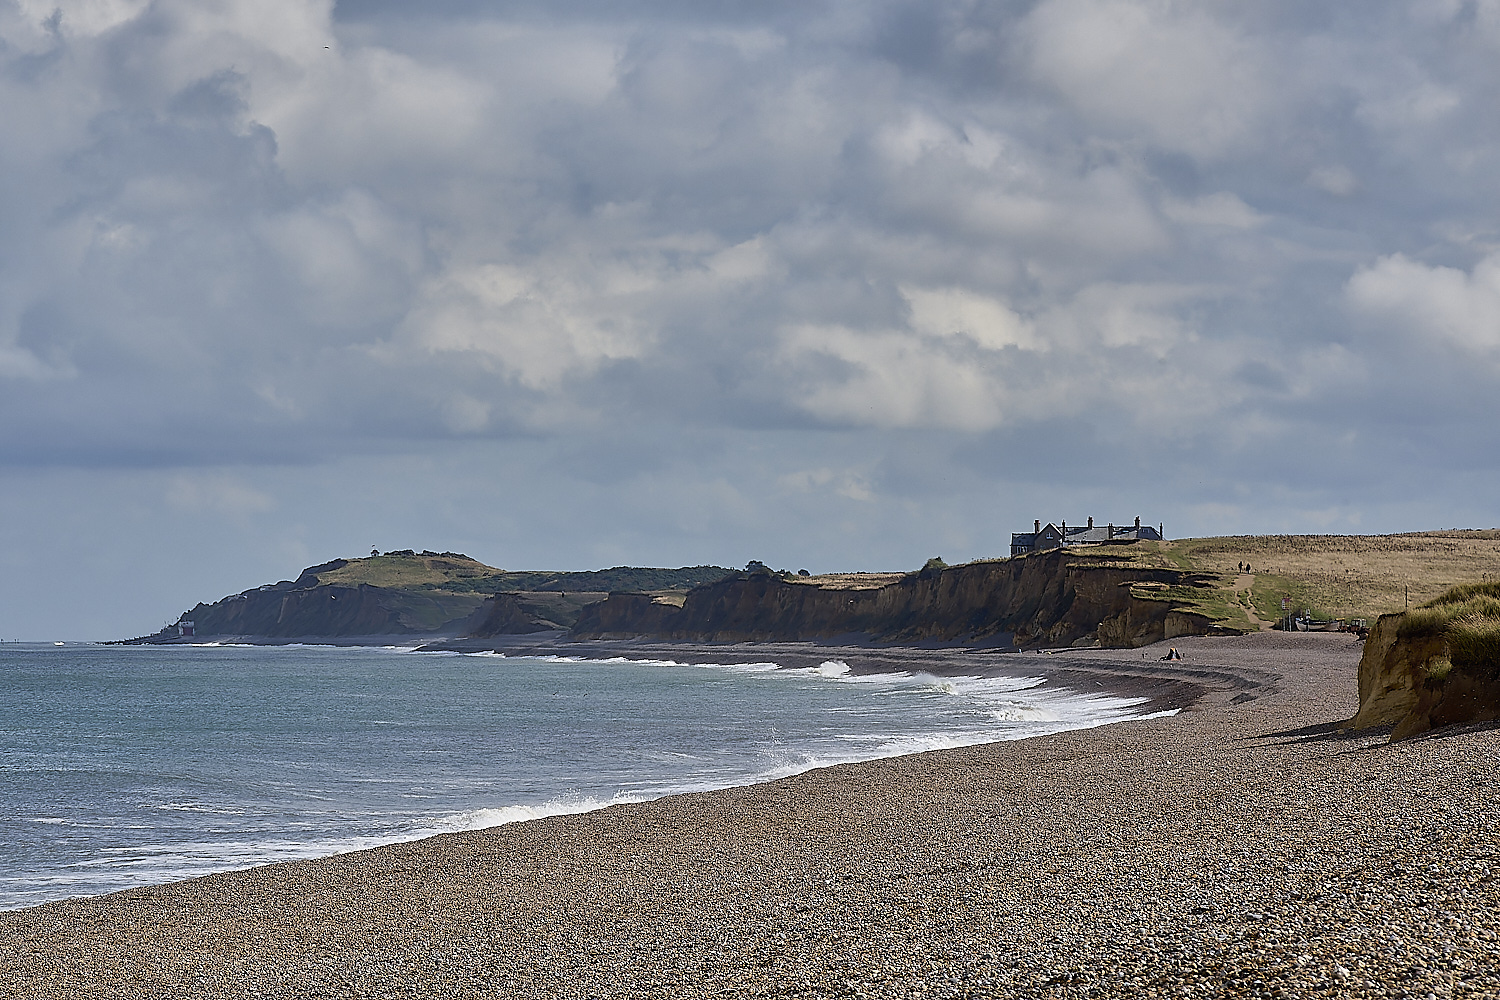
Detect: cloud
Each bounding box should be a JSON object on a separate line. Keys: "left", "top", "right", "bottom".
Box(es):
{"left": 3, "top": 0, "right": 1500, "bottom": 635}
{"left": 1020, "top": 0, "right": 1270, "bottom": 159}
{"left": 1347, "top": 252, "right": 1500, "bottom": 355}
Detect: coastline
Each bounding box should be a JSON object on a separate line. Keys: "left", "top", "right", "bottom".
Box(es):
{"left": 4, "top": 632, "right": 1498, "bottom": 996}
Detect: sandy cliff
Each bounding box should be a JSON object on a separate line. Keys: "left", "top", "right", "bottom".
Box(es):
{"left": 1349, "top": 583, "right": 1500, "bottom": 738}
{"left": 574, "top": 547, "right": 1232, "bottom": 648}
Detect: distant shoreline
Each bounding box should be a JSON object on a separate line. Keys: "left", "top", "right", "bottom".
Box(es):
{"left": 116, "top": 631, "right": 1215, "bottom": 718}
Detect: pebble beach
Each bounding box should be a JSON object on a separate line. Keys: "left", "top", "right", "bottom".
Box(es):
{"left": 3, "top": 632, "right": 1498, "bottom": 999}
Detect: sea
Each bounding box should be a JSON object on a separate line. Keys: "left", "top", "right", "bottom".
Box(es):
{"left": 0, "top": 642, "right": 1168, "bottom": 911}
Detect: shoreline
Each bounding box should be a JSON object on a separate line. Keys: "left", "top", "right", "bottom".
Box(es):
{"left": 1, "top": 640, "right": 1191, "bottom": 914}
{"left": 5, "top": 632, "right": 1499, "bottom": 996}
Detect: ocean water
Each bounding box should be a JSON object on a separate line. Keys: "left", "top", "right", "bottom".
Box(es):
{"left": 0, "top": 642, "right": 1167, "bottom": 910}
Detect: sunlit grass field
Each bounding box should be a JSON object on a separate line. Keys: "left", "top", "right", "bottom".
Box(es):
{"left": 1132, "top": 531, "right": 1500, "bottom": 625}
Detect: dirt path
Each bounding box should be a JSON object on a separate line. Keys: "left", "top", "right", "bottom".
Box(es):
{"left": 1234, "top": 571, "right": 1272, "bottom": 630}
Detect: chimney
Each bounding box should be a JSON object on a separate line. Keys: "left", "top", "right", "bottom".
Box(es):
{"left": 1107, "top": 523, "right": 1114, "bottom": 538}
{"left": 1087, "top": 516, "right": 1094, "bottom": 529}
{"left": 1135, "top": 516, "right": 1141, "bottom": 529}
{"left": 1035, "top": 519, "right": 1041, "bottom": 534}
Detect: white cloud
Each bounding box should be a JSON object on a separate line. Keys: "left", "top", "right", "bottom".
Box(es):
{"left": 777, "top": 323, "right": 1008, "bottom": 431}
{"left": 1021, "top": 0, "right": 1269, "bottom": 158}
{"left": 903, "top": 286, "right": 1038, "bottom": 352}
{"left": 395, "top": 262, "right": 655, "bottom": 389}
{"left": 1347, "top": 252, "right": 1500, "bottom": 353}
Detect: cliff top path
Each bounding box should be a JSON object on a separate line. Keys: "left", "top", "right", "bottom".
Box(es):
{"left": 3, "top": 632, "right": 1497, "bottom": 999}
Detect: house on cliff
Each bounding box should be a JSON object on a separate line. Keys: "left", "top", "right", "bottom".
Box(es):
{"left": 1010, "top": 516, "right": 1163, "bottom": 557}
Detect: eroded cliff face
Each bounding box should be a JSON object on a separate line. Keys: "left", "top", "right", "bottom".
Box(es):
{"left": 1353, "top": 612, "right": 1500, "bottom": 739}
{"left": 463, "top": 591, "right": 611, "bottom": 637}
{"left": 573, "top": 549, "right": 1225, "bottom": 647}
{"left": 1351, "top": 615, "right": 1436, "bottom": 730}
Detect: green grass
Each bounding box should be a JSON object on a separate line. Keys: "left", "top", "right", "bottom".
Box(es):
{"left": 314, "top": 553, "right": 735, "bottom": 596}
{"left": 1449, "top": 615, "right": 1500, "bottom": 672}
{"left": 1395, "top": 581, "right": 1500, "bottom": 674}
{"left": 317, "top": 553, "right": 502, "bottom": 590}
{"left": 1127, "top": 581, "right": 1255, "bottom": 632}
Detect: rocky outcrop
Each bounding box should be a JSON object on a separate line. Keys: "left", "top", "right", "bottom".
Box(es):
{"left": 573, "top": 548, "right": 1231, "bottom": 648}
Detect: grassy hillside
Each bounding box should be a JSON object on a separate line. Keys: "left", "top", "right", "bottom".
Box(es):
{"left": 1124, "top": 531, "right": 1500, "bottom": 626}
{"left": 315, "top": 552, "right": 503, "bottom": 590}
{"left": 311, "top": 551, "right": 734, "bottom": 595}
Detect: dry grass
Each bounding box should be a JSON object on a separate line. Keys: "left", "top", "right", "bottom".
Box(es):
{"left": 802, "top": 573, "right": 907, "bottom": 590}
{"left": 1133, "top": 531, "right": 1500, "bottom": 622}
{"left": 1382, "top": 581, "right": 1500, "bottom": 677}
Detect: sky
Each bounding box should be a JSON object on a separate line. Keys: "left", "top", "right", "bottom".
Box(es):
{"left": 2, "top": 0, "right": 1499, "bottom": 639}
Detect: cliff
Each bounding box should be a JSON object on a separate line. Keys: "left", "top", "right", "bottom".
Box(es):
{"left": 1349, "top": 582, "right": 1500, "bottom": 739}
{"left": 573, "top": 546, "right": 1235, "bottom": 648}
{"left": 133, "top": 567, "right": 492, "bottom": 642}
{"left": 462, "top": 591, "right": 610, "bottom": 637}
{"left": 125, "top": 551, "right": 734, "bottom": 643}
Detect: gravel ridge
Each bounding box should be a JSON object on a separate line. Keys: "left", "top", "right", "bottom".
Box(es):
{"left": 3, "top": 632, "right": 1497, "bottom": 999}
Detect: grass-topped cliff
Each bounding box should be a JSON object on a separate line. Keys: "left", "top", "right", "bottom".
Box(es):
{"left": 572, "top": 530, "right": 1500, "bottom": 647}
{"left": 1351, "top": 581, "right": 1500, "bottom": 739}
{"left": 130, "top": 531, "right": 1500, "bottom": 648}
{"left": 129, "top": 552, "right": 735, "bottom": 642}
{"left": 311, "top": 551, "right": 735, "bottom": 595}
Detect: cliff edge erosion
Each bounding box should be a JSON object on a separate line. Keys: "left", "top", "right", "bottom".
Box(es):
{"left": 126, "top": 542, "right": 1260, "bottom": 649}
{"left": 574, "top": 547, "right": 1237, "bottom": 648}
{"left": 1350, "top": 581, "right": 1500, "bottom": 739}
